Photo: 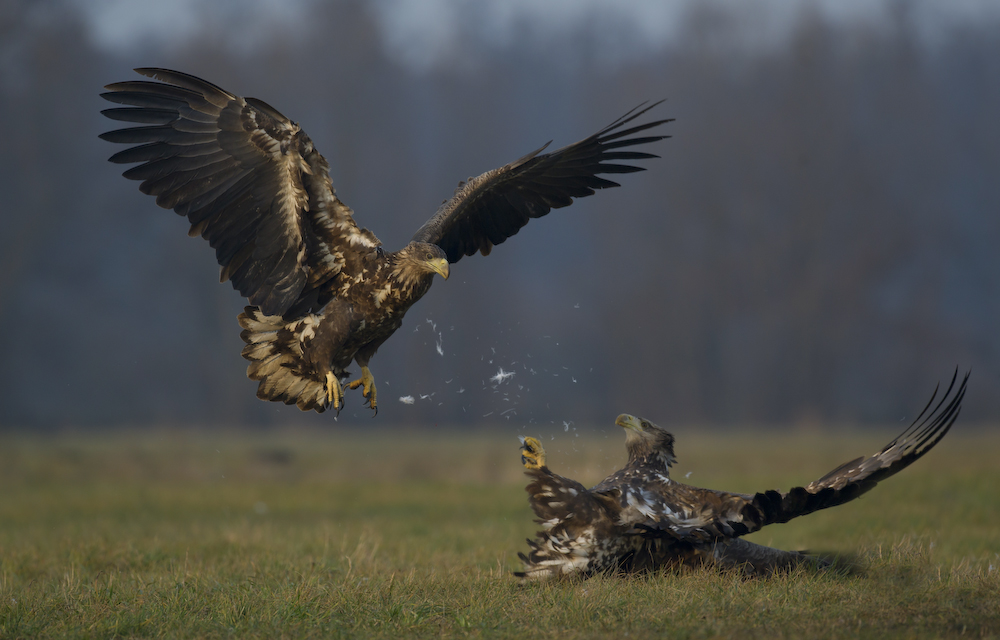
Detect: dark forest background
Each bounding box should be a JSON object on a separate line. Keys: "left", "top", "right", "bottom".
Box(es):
{"left": 1, "top": 0, "right": 998, "bottom": 430}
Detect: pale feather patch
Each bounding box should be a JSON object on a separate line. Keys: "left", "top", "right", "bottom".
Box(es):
{"left": 372, "top": 282, "right": 394, "bottom": 308}
{"left": 626, "top": 491, "right": 658, "bottom": 519}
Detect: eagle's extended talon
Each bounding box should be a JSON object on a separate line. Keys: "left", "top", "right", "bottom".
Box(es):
{"left": 325, "top": 371, "right": 343, "bottom": 412}
{"left": 348, "top": 365, "right": 377, "bottom": 413}
{"left": 520, "top": 436, "right": 546, "bottom": 470}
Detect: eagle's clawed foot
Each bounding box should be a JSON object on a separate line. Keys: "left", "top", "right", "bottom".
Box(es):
{"left": 325, "top": 371, "right": 344, "bottom": 413}
{"left": 348, "top": 365, "right": 378, "bottom": 415}
{"left": 519, "top": 436, "right": 546, "bottom": 470}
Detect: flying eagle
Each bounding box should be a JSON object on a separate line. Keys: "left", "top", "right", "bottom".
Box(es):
{"left": 100, "top": 69, "right": 669, "bottom": 414}
{"left": 516, "top": 371, "right": 968, "bottom": 578}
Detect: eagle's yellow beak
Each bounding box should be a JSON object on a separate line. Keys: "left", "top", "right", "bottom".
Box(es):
{"left": 428, "top": 257, "right": 450, "bottom": 280}
{"left": 615, "top": 414, "right": 642, "bottom": 432}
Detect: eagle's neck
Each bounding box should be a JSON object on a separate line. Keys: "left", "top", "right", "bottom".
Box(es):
{"left": 362, "top": 251, "right": 433, "bottom": 314}
{"left": 387, "top": 256, "right": 435, "bottom": 298}
{"left": 626, "top": 450, "right": 675, "bottom": 475}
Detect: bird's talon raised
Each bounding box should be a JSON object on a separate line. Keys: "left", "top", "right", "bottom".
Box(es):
{"left": 520, "top": 436, "right": 546, "bottom": 470}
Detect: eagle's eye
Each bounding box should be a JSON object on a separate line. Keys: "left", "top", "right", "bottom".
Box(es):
{"left": 425, "top": 252, "right": 435, "bottom": 260}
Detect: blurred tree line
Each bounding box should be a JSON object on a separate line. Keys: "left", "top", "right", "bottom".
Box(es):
{"left": 0, "top": 0, "right": 997, "bottom": 429}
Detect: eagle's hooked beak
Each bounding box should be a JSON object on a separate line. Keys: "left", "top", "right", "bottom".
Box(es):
{"left": 615, "top": 414, "right": 642, "bottom": 433}
{"left": 428, "top": 257, "right": 450, "bottom": 280}
{"left": 616, "top": 414, "right": 649, "bottom": 447}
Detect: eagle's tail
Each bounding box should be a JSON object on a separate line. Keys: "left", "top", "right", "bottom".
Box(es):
{"left": 237, "top": 306, "right": 331, "bottom": 413}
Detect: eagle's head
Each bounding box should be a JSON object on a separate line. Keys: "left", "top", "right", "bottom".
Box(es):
{"left": 398, "top": 242, "right": 450, "bottom": 280}
{"left": 615, "top": 414, "right": 676, "bottom": 469}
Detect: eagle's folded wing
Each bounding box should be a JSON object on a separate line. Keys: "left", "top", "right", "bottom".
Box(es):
{"left": 602, "top": 482, "right": 761, "bottom": 542}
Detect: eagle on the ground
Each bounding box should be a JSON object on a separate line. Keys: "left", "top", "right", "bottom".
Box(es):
{"left": 100, "top": 68, "right": 669, "bottom": 414}
{"left": 516, "top": 371, "right": 968, "bottom": 578}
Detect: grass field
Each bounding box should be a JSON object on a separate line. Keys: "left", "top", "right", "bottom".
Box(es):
{"left": 1, "top": 425, "right": 998, "bottom": 639}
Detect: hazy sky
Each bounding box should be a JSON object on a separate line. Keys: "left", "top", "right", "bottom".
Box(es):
{"left": 74, "top": 0, "right": 1000, "bottom": 70}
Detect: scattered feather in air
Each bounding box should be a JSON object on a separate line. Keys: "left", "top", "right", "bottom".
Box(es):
{"left": 491, "top": 367, "right": 516, "bottom": 384}
{"left": 436, "top": 334, "right": 444, "bottom": 356}
{"left": 685, "top": 471, "right": 693, "bottom": 479}
{"left": 399, "top": 395, "right": 415, "bottom": 404}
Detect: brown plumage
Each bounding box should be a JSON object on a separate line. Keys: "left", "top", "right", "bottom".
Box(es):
{"left": 517, "top": 371, "right": 968, "bottom": 579}
{"left": 100, "top": 68, "right": 670, "bottom": 414}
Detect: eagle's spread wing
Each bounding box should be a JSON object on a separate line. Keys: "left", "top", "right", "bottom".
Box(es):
{"left": 621, "top": 371, "right": 968, "bottom": 541}
{"left": 100, "top": 68, "right": 377, "bottom": 317}
{"left": 410, "top": 103, "right": 671, "bottom": 263}
{"left": 750, "top": 370, "right": 968, "bottom": 527}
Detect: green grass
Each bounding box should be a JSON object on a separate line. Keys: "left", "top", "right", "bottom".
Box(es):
{"left": 1, "top": 426, "right": 998, "bottom": 639}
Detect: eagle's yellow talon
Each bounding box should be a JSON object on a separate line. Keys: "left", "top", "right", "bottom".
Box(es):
{"left": 347, "top": 365, "right": 377, "bottom": 412}
{"left": 520, "top": 436, "right": 546, "bottom": 470}
{"left": 325, "top": 371, "right": 343, "bottom": 410}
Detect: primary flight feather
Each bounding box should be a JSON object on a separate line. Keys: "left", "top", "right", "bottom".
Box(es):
{"left": 100, "top": 68, "right": 670, "bottom": 414}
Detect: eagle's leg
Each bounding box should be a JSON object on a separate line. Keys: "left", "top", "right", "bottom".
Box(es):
{"left": 519, "top": 436, "right": 546, "bottom": 469}
{"left": 347, "top": 365, "right": 377, "bottom": 414}
{"left": 325, "top": 371, "right": 343, "bottom": 412}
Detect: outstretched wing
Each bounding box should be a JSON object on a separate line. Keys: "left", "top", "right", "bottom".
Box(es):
{"left": 100, "top": 68, "right": 378, "bottom": 317}
{"left": 752, "top": 370, "right": 968, "bottom": 527}
{"left": 615, "top": 371, "right": 968, "bottom": 542}
{"left": 410, "top": 103, "right": 671, "bottom": 263}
